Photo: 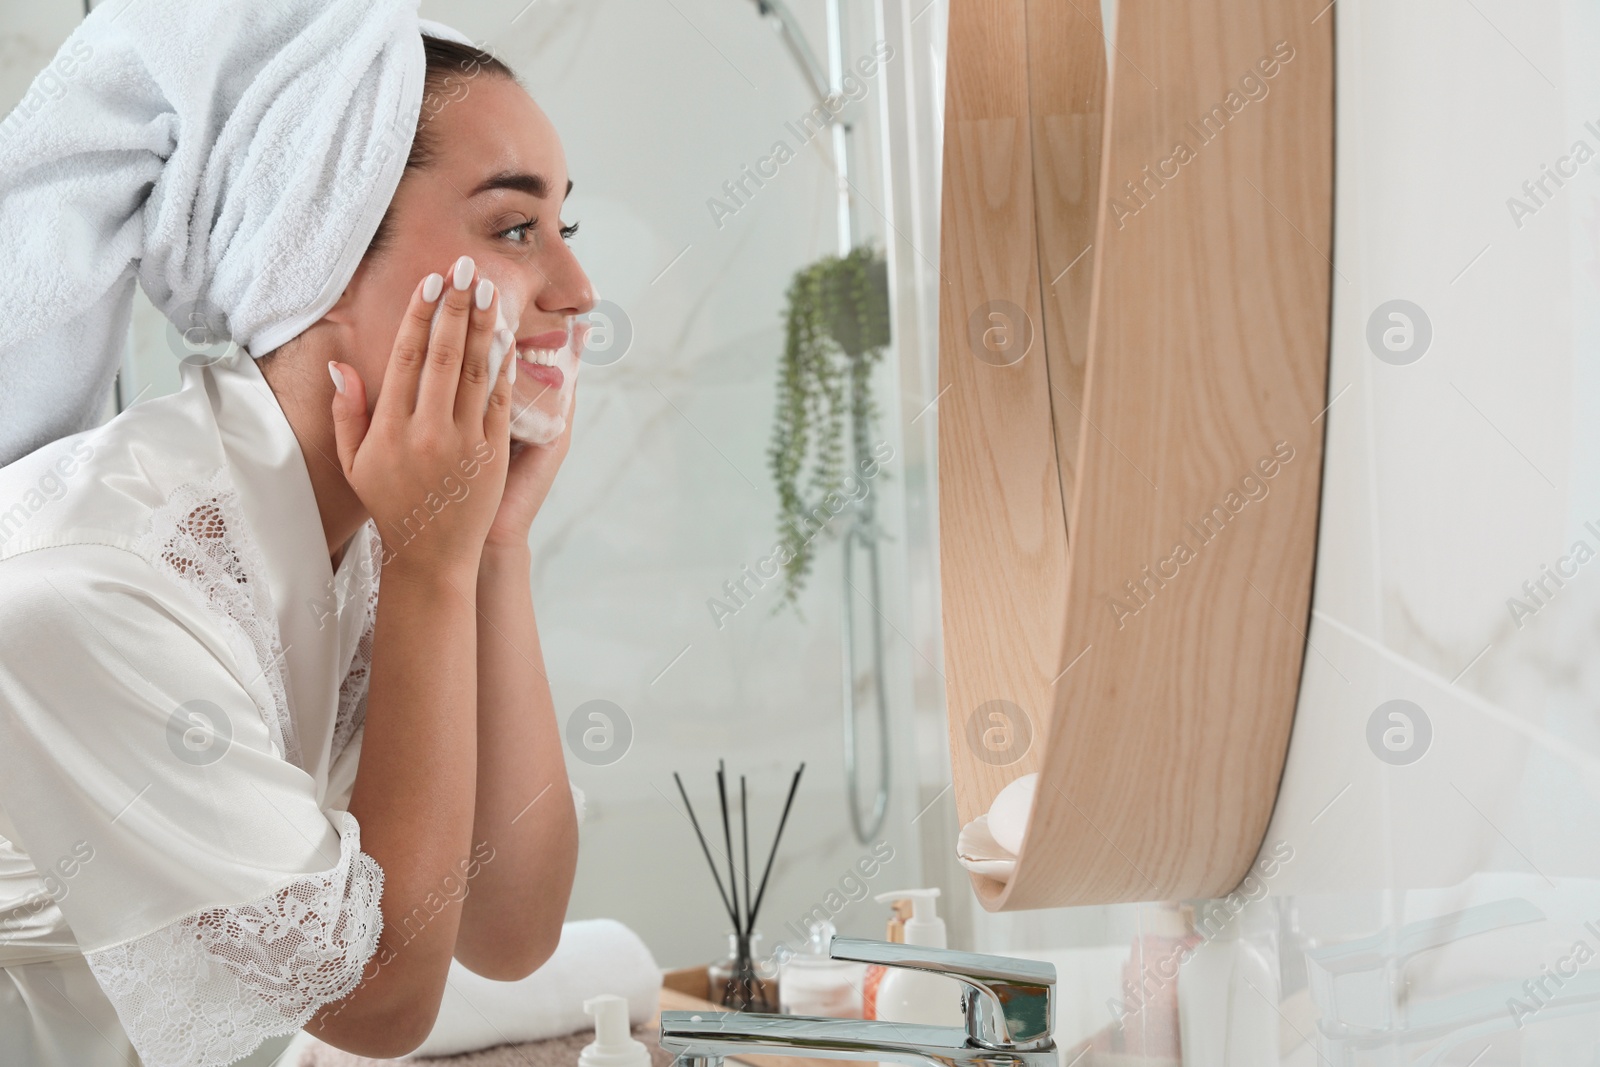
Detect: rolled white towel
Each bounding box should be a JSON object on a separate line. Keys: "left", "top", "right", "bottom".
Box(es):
{"left": 0, "top": 0, "right": 436, "bottom": 468}
{"left": 406, "top": 918, "right": 662, "bottom": 1059}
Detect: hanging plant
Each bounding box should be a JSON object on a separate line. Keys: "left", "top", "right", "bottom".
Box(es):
{"left": 767, "top": 244, "right": 891, "bottom": 611}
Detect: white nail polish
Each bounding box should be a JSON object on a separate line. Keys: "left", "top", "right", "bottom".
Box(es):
{"left": 422, "top": 273, "right": 443, "bottom": 302}
{"left": 327, "top": 362, "right": 345, "bottom": 395}
{"left": 453, "top": 255, "right": 475, "bottom": 290}
{"left": 475, "top": 278, "right": 494, "bottom": 311}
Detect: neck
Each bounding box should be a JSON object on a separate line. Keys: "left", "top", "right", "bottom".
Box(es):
{"left": 256, "top": 343, "right": 370, "bottom": 569}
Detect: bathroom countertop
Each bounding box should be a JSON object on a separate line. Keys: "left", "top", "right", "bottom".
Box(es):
{"left": 290, "top": 988, "right": 841, "bottom": 1067}
{"left": 289, "top": 995, "right": 680, "bottom": 1067}
{"left": 294, "top": 1022, "right": 676, "bottom": 1067}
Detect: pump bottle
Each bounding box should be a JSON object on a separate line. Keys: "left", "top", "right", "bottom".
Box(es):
{"left": 870, "top": 888, "right": 963, "bottom": 1039}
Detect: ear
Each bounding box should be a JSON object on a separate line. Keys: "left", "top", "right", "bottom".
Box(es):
{"left": 323, "top": 256, "right": 376, "bottom": 327}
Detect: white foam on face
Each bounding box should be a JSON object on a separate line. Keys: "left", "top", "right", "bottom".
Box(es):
{"left": 509, "top": 325, "right": 579, "bottom": 446}
{"left": 425, "top": 294, "right": 576, "bottom": 446}
{"left": 424, "top": 278, "right": 582, "bottom": 448}
{"left": 486, "top": 301, "right": 514, "bottom": 392}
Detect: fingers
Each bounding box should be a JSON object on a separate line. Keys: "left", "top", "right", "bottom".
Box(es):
{"left": 416, "top": 254, "right": 480, "bottom": 418}
{"left": 380, "top": 273, "right": 447, "bottom": 419}
{"left": 454, "top": 269, "right": 501, "bottom": 426}
{"left": 328, "top": 360, "right": 370, "bottom": 478}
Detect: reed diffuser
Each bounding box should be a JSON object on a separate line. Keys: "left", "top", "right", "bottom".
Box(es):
{"left": 674, "top": 760, "right": 805, "bottom": 1012}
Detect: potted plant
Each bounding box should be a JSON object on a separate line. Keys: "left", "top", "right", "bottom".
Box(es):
{"left": 767, "top": 244, "right": 891, "bottom": 610}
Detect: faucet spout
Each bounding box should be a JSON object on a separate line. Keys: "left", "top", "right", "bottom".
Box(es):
{"left": 661, "top": 941, "right": 1056, "bottom": 1067}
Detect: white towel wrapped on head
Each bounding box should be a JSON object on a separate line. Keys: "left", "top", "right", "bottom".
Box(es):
{"left": 0, "top": 0, "right": 452, "bottom": 467}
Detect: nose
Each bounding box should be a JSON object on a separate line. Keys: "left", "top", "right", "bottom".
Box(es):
{"left": 543, "top": 239, "right": 596, "bottom": 319}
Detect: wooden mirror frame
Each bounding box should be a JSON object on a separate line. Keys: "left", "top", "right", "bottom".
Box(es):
{"left": 937, "top": 0, "right": 1334, "bottom": 911}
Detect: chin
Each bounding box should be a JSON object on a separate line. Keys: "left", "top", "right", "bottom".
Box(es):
{"left": 510, "top": 407, "right": 567, "bottom": 446}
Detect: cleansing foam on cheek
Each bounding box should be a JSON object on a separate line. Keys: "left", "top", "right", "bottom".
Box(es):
{"left": 486, "top": 302, "right": 515, "bottom": 402}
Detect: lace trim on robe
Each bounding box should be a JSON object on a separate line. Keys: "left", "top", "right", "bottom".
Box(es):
{"left": 132, "top": 468, "right": 302, "bottom": 768}
{"left": 81, "top": 811, "right": 384, "bottom": 1067}
{"left": 331, "top": 521, "right": 382, "bottom": 764}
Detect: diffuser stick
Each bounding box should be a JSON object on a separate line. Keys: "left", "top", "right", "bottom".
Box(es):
{"left": 741, "top": 776, "right": 752, "bottom": 930}
{"left": 673, "top": 771, "right": 739, "bottom": 931}
{"left": 716, "top": 762, "right": 743, "bottom": 936}
{"left": 747, "top": 762, "right": 805, "bottom": 928}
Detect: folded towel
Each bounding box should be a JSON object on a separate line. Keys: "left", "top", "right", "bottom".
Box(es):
{"left": 405, "top": 918, "right": 660, "bottom": 1058}
{"left": 0, "top": 0, "right": 440, "bottom": 467}
{"left": 412, "top": 918, "right": 661, "bottom": 1059}
{"left": 289, "top": 918, "right": 659, "bottom": 1063}
{"left": 956, "top": 772, "right": 1038, "bottom": 884}
{"left": 296, "top": 1020, "right": 678, "bottom": 1067}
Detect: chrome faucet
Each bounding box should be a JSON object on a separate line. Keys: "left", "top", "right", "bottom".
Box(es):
{"left": 659, "top": 938, "right": 1056, "bottom": 1067}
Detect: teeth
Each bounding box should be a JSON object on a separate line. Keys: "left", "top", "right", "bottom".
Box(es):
{"left": 518, "top": 348, "right": 559, "bottom": 367}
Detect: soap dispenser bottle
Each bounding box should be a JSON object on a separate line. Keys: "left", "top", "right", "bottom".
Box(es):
{"left": 862, "top": 897, "right": 912, "bottom": 1019}
{"left": 580, "top": 994, "right": 651, "bottom": 1067}
{"left": 870, "top": 889, "right": 963, "bottom": 1027}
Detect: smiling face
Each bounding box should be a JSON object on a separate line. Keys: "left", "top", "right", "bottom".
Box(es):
{"left": 337, "top": 72, "right": 595, "bottom": 444}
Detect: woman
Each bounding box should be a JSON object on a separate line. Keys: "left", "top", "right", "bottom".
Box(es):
{"left": 0, "top": 2, "right": 589, "bottom": 1064}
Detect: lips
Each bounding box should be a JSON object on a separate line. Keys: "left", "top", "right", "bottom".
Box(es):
{"left": 517, "top": 328, "right": 568, "bottom": 353}
{"left": 510, "top": 328, "right": 562, "bottom": 393}
{"left": 521, "top": 361, "right": 563, "bottom": 390}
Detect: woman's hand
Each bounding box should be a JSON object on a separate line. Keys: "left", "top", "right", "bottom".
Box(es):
{"left": 329, "top": 256, "right": 516, "bottom": 579}
{"left": 482, "top": 320, "right": 588, "bottom": 551}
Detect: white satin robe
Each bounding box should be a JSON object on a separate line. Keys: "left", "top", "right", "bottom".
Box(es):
{"left": 0, "top": 348, "right": 579, "bottom": 1066}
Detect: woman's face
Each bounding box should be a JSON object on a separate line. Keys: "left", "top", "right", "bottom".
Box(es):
{"left": 341, "top": 74, "right": 595, "bottom": 444}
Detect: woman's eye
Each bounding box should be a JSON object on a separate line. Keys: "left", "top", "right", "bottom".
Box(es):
{"left": 499, "top": 218, "right": 534, "bottom": 243}
{"left": 497, "top": 218, "right": 580, "bottom": 244}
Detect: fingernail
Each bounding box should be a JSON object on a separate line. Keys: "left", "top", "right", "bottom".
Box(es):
{"left": 328, "top": 361, "right": 346, "bottom": 395}
{"left": 509, "top": 353, "right": 516, "bottom": 383}
{"left": 475, "top": 278, "right": 494, "bottom": 311}
{"left": 422, "top": 273, "right": 443, "bottom": 302}
{"left": 453, "top": 255, "right": 475, "bottom": 290}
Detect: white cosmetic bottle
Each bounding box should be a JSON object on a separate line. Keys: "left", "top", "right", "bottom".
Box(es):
{"left": 579, "top": 994, "right": 651, "bottom": 1067}
{"left": 872, "top": 887, "right": 963, "bottom": 1065}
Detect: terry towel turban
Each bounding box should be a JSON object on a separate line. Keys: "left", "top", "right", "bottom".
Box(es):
{"left": 0, "top": 0, "right": 476, "bottom": 467}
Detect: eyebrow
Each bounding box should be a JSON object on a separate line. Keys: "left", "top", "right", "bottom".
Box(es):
{"left": 467, "top": 170, "right": 573, "bottom": 201}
